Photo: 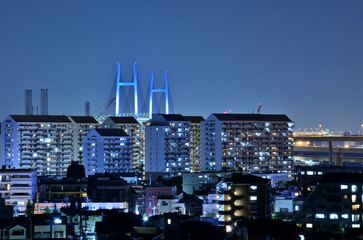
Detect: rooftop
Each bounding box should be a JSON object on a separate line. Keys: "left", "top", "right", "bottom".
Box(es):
{"left": 160, "top": 114, "right": 187, "bottom": 122}
{"left": 94, "top": 128, "right": 128, "bottom": 137}
{"left": 69, "top": 116, "right": 98, "bottom": 123}
{"left": 226, "top": 173, "right": 271, "bottom": 184}
{"left": 212, "top": 113, "right": 292, "bottom": 122}
{"left": 319, "top": 173, "right": 363, "bottom": 184}
{"left": 0, "top": 167, "right": 36, "bottom": 173}
{"left": 183, "top": 116, "right": 205, "bottom": 123}
{"left": 108, "top": 116, "right": 139, "bottom": 124}
{"left": 9, "top": 115, "right": 71, "bottom": 123}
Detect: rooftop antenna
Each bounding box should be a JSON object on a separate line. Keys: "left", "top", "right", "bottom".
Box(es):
{"left": 257, "top": 103, "right": 262, "bottom": 114}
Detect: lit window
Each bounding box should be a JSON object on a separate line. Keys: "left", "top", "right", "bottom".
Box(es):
{"left": 343, "top": 195, "right": 348, "bottom": 199}
{"left": 342, "top": 214, "right": 349, "bottom": 219}
{"left": 329, "top": 213, "right": 338, "bottom": 220}
{"left": 307, "top": 171, "right": 314, "bottom": 175}
{"left": 250, "top": 185, "right": 257, "bottom": 191}
{"left": 315, "top": 214, "right": 324, "bottom": 219}
{"left": 301, "top": 171, "right": 305, "bottom": 175}
{"left": 352, "top": 204, "right": 360, "bottom": 212}
{"left": 167, "top": 219, "right": 171, "bottom": 224}
{"left": 295, "top": 205, "right": 299, "bottom": 211}
{"left": 352, "top": 224, "right": 360, "bottom": 228}
{"left": 250, "top": 196, "right": 257, "bottom": 201}
{"left": 317, "top": 172, "right": 323, "bottom": 175}
{"left": 352, "top": 214, "right": 360, "bottom": 222}
{"left": 352, "top": 185, "right": 357, "bottom": 192}
{"left": 340, "top": 185, "right": 348, "bottom": 190}
{"left": 306, "top": 223, "right": 313, "bottom": 228}
{"left": 352, "top": 195, "right": 357, "bottom": 202}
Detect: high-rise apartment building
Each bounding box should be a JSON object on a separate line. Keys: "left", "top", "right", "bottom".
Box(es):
{"left": 184, "top": 116, "right": 204, "bottom": 172}
{"left": 217, "top": 173, "right": 271, "bottom": 231}
{"left": 0, "top": 168, "right": 37, "bottom": 215}
{"left": 1, "top": 115, "right": 100, "bottom": 176}
{"left": 201, "top": 114, "right": 294, "bottom": 173}
{"left": 145, "top": 114, "right": 190, "bottom": 177}
{"left": 83, "top": 128, "right": 133, "bottom": 176}
{"left": 102, "top": 117, "right": 142, "bottom": 171}
{"left": 25, "top": 90, "right": 33, "bottom": 115}
{"left": 1, "top": 115, "right": 73, "bottom": 176}
{"left": 40, "top": 88, "right": 48, "bottom": 115}
{"left": 69, "top": 116, "right": 99, "bottom": 164}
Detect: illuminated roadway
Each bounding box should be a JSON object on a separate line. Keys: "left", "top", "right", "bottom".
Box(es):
{"left": 293, "top": 136, "right": 363, "bottom": 165}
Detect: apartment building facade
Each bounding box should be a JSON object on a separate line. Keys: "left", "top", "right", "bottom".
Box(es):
{"left": 217, "top": 173, "right": 271, "bottom": 231}
{"left": 1, "top": 115, "right": 74, "bottom": 176}
{"left": 83, "top": 128, "right": 133, "bottom": 175}
{"left": 102, "top": 117, "right": 142, "bottom": 172}
{"left": 69, "top": 116, "right": 99, "bottom": 164}
{"left": 201, "top": 113, "right": 294, "bottom": 173}
{"left": 0, "top": 168, "right": 37, "bottom": 215}
{"left": 183, "top": 116, "right": 204, "bottom": 172}
{"left": 145, "top": 114, "right": 190, "bottom": 177}
{"left": 293, "top": 173, "right": 363, "bottom": 233}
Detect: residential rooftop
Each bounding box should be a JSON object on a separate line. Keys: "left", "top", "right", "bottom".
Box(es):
{"left": 211, "top": 113, "right": 292, "bottom": 122}
{"left": 69, "top": 116, "right": 98, "bottom": 123}
{"left": 9, "top": 115, "right": 71, "bottom": 123}
{"left": 183, "top": 116, "right": 205, "bottom": 123}
{"left": 108, "top": 116, "right": 139, "bottom": 124}
{"left": 94, "top": 128, "right": 128, "bottom": 137}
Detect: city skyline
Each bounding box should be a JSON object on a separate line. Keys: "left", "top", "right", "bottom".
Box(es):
{"left": 1, "top": 1, "right": 363, "bottom": 132}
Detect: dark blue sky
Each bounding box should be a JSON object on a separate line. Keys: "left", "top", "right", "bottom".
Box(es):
{"left": 1, "top": 1, "right": 363, "bottom": 132}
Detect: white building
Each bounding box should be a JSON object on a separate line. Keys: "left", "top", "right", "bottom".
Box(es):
{"left": 1, "top": 115, "right": 73, "bottom": 176}
{"left": 201, "top": 113, "right": 294, "bottom": 173}
{"left": 0, "top": 168, "right": 37, "bottom": 215}
{"left": 202, "top": 194, "right": 219, "bottom": 217}
{"left": 69, "top": 116, "right": 99, "bottom": 164}
{"left": 145, "top": 114, "right": 190, "bottom": 177}
{"left": 102, "top": 116, "right": 142, "bottom": 172}
{"left": 83, "top": 128, "right": 132, "bottom": 176}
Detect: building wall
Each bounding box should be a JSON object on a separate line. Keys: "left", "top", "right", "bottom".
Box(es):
{"left": 102, "top": 118, "right": 143, "bottom": 172}
{"left": 145, "top": 126, "right": 166, "bottom": 174}
{"left": 145, "top": 186, "right": 177, "bottom": 216}
{"left": 189, "top": 122, "right": 202, "bottom": 172}
{"left": 293, "top": 180, "right": 363, "bottom": 232}
{"left": 0, "top": 169, "right": 37, "bottom": 215}
{"left": 217, "top": 179, "right": 271, "bottom": 230}
{"left": 83, "top": 129, "right": 133, "bottom": 175}
{"left": 145, "top": 116, "right": 191, "bottom": 176}
{"left": 1, "top": 116, "right": 73, "bottom": 176}
{"left": 201, "top": 114, "right": 294, "bottom": 172}
{"left": 70, "top": 120, "right": 99, "bottom": 165}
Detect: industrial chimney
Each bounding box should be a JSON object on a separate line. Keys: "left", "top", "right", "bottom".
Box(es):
{"left": 25, "top": 90, "right": 33, "bottom": 115}
{"left": 40, "top": 88, "right": 48, "bottom": 115}
{"left": 85, "top": 101, "right": 90, "bottom": 116}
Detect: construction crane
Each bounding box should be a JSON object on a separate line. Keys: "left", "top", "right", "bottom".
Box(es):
{"left": 257, "top": 103, "right": 262, "bottom": 114}
{"left": 96, "top": 97, "right": 116, "bottom": 120}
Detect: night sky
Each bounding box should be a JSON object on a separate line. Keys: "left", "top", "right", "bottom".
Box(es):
{"left": 1, "top": 1, "right": 363, "bottom": 132}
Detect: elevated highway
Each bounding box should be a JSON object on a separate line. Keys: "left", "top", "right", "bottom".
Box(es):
{"left": 293, "top": 136, "right": 363, "bottom": 165}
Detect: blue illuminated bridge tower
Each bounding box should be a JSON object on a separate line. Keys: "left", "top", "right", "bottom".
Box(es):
{"left": 115, "top": 62, "right": 139, "bottom": 118}
{"left": 114, "top": 62, "right": 170, "bottom": 120}
{"left": 149, "top": 71, "right": 169, "bottom": 117}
